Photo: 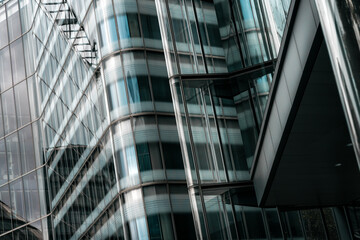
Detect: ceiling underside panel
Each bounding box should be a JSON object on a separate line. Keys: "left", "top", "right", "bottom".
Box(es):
{"left": 265, "top": 42, "right": 360, "bottom": 208}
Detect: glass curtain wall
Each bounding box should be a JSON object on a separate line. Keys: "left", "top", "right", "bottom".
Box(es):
{"left": 154, "top": 0, "right": 291, "bottom": 238}
{"left": 2, "top": 0, "right": 358, "bottom": 239}
{"left": 0, "top": 0, "right": 198, "bottom": 238}
{"left": 24, "top": 0, "right": 201, "bottom": 239}
{"left": 0, "top": 0, "right": 52, "bottom": 238}
{"left": 178, "top": 187, "right": 345, "bottom": 240}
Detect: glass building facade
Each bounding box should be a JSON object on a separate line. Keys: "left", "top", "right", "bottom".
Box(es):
{"left": 0, "top": 0, "right": 359, "bottom": 239}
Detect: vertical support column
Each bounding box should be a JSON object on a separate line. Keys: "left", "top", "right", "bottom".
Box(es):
{"left": 315, "top": 0, "right": 360, "bottom": 169}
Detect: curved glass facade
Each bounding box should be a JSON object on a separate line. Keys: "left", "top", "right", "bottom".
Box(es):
{"left": 1, "top": 0, "right": 196, "bottom": 238}
{"left": 0, "top": 0, "right": 360, "bottom": 239}
{"left": 154, "top": 0, "right": 279, "bottom": 237}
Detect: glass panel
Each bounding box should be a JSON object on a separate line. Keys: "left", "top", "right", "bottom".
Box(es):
{"left": 0, "top": 140, "right": 7, "bottom": 185}
{"left": 264, "top": 0, "right": 291, "bottom": 44}
{"left": 169, "top": 185, "right": 196, "bottom": 239}
{"left": 127, "top": 75, "right": 152, "bottom": 113}
{"left": 10, "top": 178, "right": 25, "bottom": 227}
{"left": 114, "top": 0, "right": 142, "bottom": 49}
{"left": 265, "top": 209, "right": 283, "bottom": 239}
{"left": 322, "top": 208, "right": 340, "bottom": 240}
{"left": 233, "top": 205, "right": 247, "bottom": 238}
{"left": 113, "top": 120, "right": 140, "bottom": 189}
{"left": 147, "top": 52, "right": 172, "bottom": 112}
{"left": 0, "top": 6, "right": 8, "bottom": 48}
{"left": 14, "top": 80, "right": 30, "bottom": 127}
{"left": 139, "top": 0, "right": 162, "bottom": 49}
{"left": 204, "top": 195, "right": 232, "bottom": 239}
{"left": 347, "top": 206, "right": 360, "bottom": 239}
{"left": 6, "top": 132, "right": 21, "bottom": 180}
{"left": 23, "top": 172, "right": 40, "bottom": 222}
{"left": 7, "top": 0, "right": 21, "bottom": 41}
{"left": 0, "top": 47, "right": 12, "bottom": 91}
{"left": 243, "top": 206, "right": 267, "bottom": 239}
{"left": 0, "top": 98, "right": 3, "bottom": 137}
{"left": 103, "top": 54, "right": 129, "bottom": 119}
{"left": 158, "top": 116, "right": 185, "bottom": 180}
{"left": 10, "top": 38, "right": 26, "bottom": 84}
{"left": 301, "top": 209, "right": 327, "bottom": 239}
{"left": 23, "top": 32, "right": 35, "bottom": 77}
{"left": 144, "top": 185, "right": 175, "bottom": 240}
{"left": 123, "top": 189, "right": 149, "bottom": 240}
{"left": 2, "top": 88, "right": 16, "bottom": 135}
{"left": 0, "top": 185, "right": 11, "bottom": 234}
{"left": 122, "top": 51, "right": 153, "bottom": 113}
{"left": 27, "top": 76, "right": 39, "bottom": 120}
{"left": 133, "top": 116, "right": 165, "bottom": 183}
{"left": 95, "top": 0, "right": 119, "bottom": 56}
{"left": 19, "top": 125, "right": 35, "bottom": 174}
{"left": 284, "top": 211, "right": 305, "bottom": 239}
{"left": 19, "top": 0, "right": 33, "bottom": 33}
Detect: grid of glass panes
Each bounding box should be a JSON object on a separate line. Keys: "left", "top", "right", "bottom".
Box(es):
{"left": 0, "top": 0, "right": 49, "bottom": 238}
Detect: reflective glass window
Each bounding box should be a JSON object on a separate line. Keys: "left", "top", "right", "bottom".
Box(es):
{"left": 127, "top": 75, "right": 152, "bottom": 113}
{"left": 126, "top": 145, "right": 138, "bottom": 177}
{"left": 117, "top": 14, "right": 130, "bottom": 39}
{"left": 23, "top": 33, "right": 35, "bottom": 77}
{"left": 6, "top": 132, "right": 20, "bottom": 180}
{"left": 117, "top": 14, "right": 141, "bottom": 40}
{"left": 0, "top": 47, "right": 12, "bottom": 91}
{"left": 23, "top": 172, "right": 40, "bottom": 222}
{"left": 83, "top": 5, "right": 99, "bottom": 61}
{"left": 123, "top": 189, "right": 149, "bottom": 240}
{"left": 280, "top": 210, "right": 302, "bottom": 238}
{"left": 169, "top": 185, "right": 196, "bottom": 239}
{"left": 14, "top": 80, "right": 30, "bottom": 127}
{"left": 14, "top": 220, "right": 43, "bottom": 238}
{"left": 139, "top": 0, "right": 162, "bottom": 49}
{"left": 7, "top": 0, "right": 21, "bottom": 42}
{"left": 265, "top": 209, "right": 283, "bottom": 239}
{"left": 144, "top": 185, "right": 175, "bottom": 240}
{"left": 10, "top": 38, "right": 26, "bottom": 84}
{"left": 147, "top": 52, "right": 172, "bottom": 112}
{"left": 103, "top": 54, "right": 129, "bottom": 119}
{"left": 0, "top": 140, "right": 7, "bottom": 185}
{"left": 114, "top": 120, "right": 140, "bottom": 188}
{"left": 243, "top": 206, "right": 267, "bottom": 239}
{"left": 114, "top": 0, "right": 142, "bottom": 48}
{"left": 27, "top": 76, "right": 39, "bottom": 120}
{"left": 141, "top": 14, "right": 161, "bottom": 40}
{"left": 19, "top": 125, "right": 35, "bottom": 173}
{"left": 117, "top": 78, "right": 129, "bottom": 113}
{"left": 95, "top": 0, "right": 119, "bottom": 56}
{"left": 0, "top": 185, "right": 11, "bottom": 233}
{"left": 158, "top": 117, "right": 184, "bottom": 180}
{"left": 123, "top": 51, "right": 152, "bottom": 113}
{"left": 234, "top": 205, "right": 248, "bottom": 238}
{"left": 0, "top": 7, "right": 8, "bottom": 48}
{"left": 19, "top": 0, "right": 33, "bottom": 33}
{"left": 0, "top": 98, "right": 4, "bottom": 137}
{"left": 2, "top": 88, "right": 16, "bottom": 134}
{"left": 133, "top": 116, "right": 164, "bottom": 182}
{"left": 10, "top": 178, "right": 25, "bottom": 227}
{"left": 151, "top": 77, "right": 172, "bottom": 105}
